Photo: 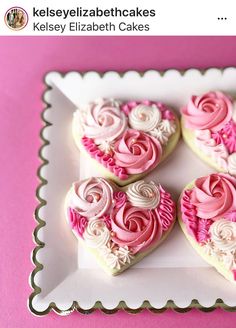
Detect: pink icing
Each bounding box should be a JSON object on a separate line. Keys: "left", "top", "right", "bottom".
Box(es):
{"left": 197, "top": 219, "right": 212, "bottom": 243}
{"left": 68, "top": 207, "right": 88, "bottom": 238}
{"left": 181, "top": 91, "right": 233, "bottom": 132}
{"left": 113, "top": 191, "right": 127, "bottom": 209}
{"left": 180, "top": 190, "right": 212, "bottom": 243}
{"left": 71, "top": 177, "right": 113, "bottom": 218}
{"left": 190, "top": 173, "right": 236, "bottom": 221}
{"left": 195, "top": 130, "right": 229, "bottom": 170}
{"left": 212, "top": 120, "right": 236, "bottom": 154}
{"left": 111, "top": 202, "right": 162, "bottom": 254}
{"left": 82, "top": 99, "right": 127, "bottom": 144}
{"left": 113, "top": 129, "right": 162, "bottom": 174}
{"left": 224, "top": 210, "right": 236, "bottom": 222}
{"left": 233, "top": 269, "right": 236, "bottom": 281}
{"left": 82, "top": 136, "right": 129, "bottom": 180}
{"left": 121, "top": 100, "right": 175, "bottom": 121}
{"left": 102, "top": 215, "right": 112, "bottom": 230}
{"left": 155, "top": 185, "right": 175, "bottom": 231}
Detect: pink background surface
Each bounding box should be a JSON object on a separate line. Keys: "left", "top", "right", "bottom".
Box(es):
{"left": 1, "top": 36, "right": 236, "bottom": 328}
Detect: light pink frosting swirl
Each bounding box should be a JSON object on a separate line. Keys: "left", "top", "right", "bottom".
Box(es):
{"left": 113, "top": 129, "right": 162, "bottom": 174}
{"left": 191, "top": 173, "right": 236, "bottom": 221}
{"left": 71, "top": 177, "right": 113, "bottom": 218}
{"left": 182, "top": 92, "right": 233, "bottom": 132}
{"left": 82, "top": 99, "right": 127, "bottom": 144}
{"left": 111, "top": 203, "right": 162, "bottom": 254}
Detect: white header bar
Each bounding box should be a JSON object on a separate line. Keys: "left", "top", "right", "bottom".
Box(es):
{"left": 0, "top": 0, "right": 235, "bottom": 36}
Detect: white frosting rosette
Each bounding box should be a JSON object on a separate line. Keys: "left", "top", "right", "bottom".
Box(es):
{"left": 228, "top": 153, "right": 236, "bottom": 176}
{"left": 83, "top": 218, "right": 110, "bottom": 248}
{"left": 150, "top": 119, "right": 176, "bottom": 145}
{"left": 128, "top": 104, "right": 161, "bottom": 132}
{"left": 209, "top": 219, "right": 236, "bottom": 253}
{"left": 126, "top": 180, "right": 160, "bottom": 209}
{"left": 82, "top": 98, "right": 127, "bottom": 144}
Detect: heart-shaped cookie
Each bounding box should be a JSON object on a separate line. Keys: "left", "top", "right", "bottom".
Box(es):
{"left": 178, "top": 173, "right": 236, "bottom": 283}
{"left": 181, "top": 91, "right": 236, "bottom": 177}
{"left": 72, "top": 99, "right": 180, "bottom": 186}
{"left": 65, "top": 177, "right": 176, "bottom": 275}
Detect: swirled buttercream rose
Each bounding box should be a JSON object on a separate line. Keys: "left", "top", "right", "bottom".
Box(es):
{"left": 191, "top": 173, "right": 236, "bottom": 220}
{"left": 111, "top": 203, "right": 162, "bottom": 253}
{"left": 71, "top": 177, "right": 113, "bottom": 218}
{"left": 209, "top": 219, "right": 236, "bottom": 253}
{"left": 82, "top": 99, "right": 127, "bottom": 144}
{"left": 128, "top": 104, "right": 161, "bottom": 132}
{"left": 113, "top": 129, "right": 162, "bottom": 174}
{"left": 182, "top": 92, "right": 232, "bottom": 132}
{"left": 126, "top": 180, "right": 160, "bottom": 209}
{"left": 83, "top": 218, "right": 110, "bottom": 248}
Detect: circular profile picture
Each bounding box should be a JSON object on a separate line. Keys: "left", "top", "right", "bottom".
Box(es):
{"left": 5, "top": 7, "right": 28, "bottom": 31}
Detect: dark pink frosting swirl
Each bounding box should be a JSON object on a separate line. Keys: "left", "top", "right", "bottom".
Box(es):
{"left": 82, "top": 136, "right": 128, "bottom": 180}
{"left": 191, "top": 173, "right": 236, "bottom": 221}
{"left": 181, "top": 92, "right": 233, "bottom": 132}
{"left": 68, "top": 207, "right": 88, "bottom": 238}
{"left": 113, "top": 191, "right": 127, "bottom": 209}
{"left": 113, "top": 129, "right": 162, "bottom": 174}
{"left": 155, "top": 185, "right": 175, "bottom": 231}
{"left": 111, "top": 202, "right": 162, "bottom": 254}
{"left": 181, "top": 190, "right": 212, "bottom": 243}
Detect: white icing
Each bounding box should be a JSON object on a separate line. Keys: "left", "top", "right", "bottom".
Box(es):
{"left": 149, "top": 120, "right": 176, "bottom": 145}
{"left": 202, "top": 220, "right": 236, "bottom": 270}
{"left": 98, "top": 242, "right": 133, "bottom": 270}
{"left": 210, "top": 219, "right": 236, "bottom": 253}
{"left": 202, "top": 241, "right": 215, "bottom": 256}
{"left": 228, "top": 153, "right": 236, "bottom": 176}
{"left": 128, "top": 104, "right": 161, "bottom": 132}
{"left": 150, "top": 128, "right": 169, "bottom": 145}
{"left": 83, "top": 218, "right": 110, "bottom": 248}
{"left": 98, "top": 140, "right": 115, "bottom": 155}
{"left": 126, "top": 180, "right": 160, "bottom": 209}
{"left": 158, "top": 119, "right": 176, "bottom": 135}
{"left": 116, "top": 246, "right": 134, "bottom": 264}
{"left": 195, "top": 129, "right": 229, "bottom": 170}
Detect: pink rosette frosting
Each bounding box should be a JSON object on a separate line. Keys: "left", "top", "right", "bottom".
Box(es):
{"left": 82, "top": 99, "right": 127, "bottom": 144}
{"left": 113, "top": 129, "right": 162, "bottom": 174}
{"left": 190, "top": 173, "right": 236, "bottom": 221}
{"left": 111, "top": 203, "right": 162, "bottom": 254}
{"left": 71, "top": 177, "right": 113, "bottom": 218}
{"left": 182, "top": 92, "right": 233, "bottom": 132}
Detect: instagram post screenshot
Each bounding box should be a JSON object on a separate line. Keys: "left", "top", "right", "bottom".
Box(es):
{"left": 0, "top": 0, "right": 236, "bottom": 327}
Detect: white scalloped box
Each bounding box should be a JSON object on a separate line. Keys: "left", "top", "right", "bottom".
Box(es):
{"left": 31, "top": 68, "right": 236, "bottom": 314}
